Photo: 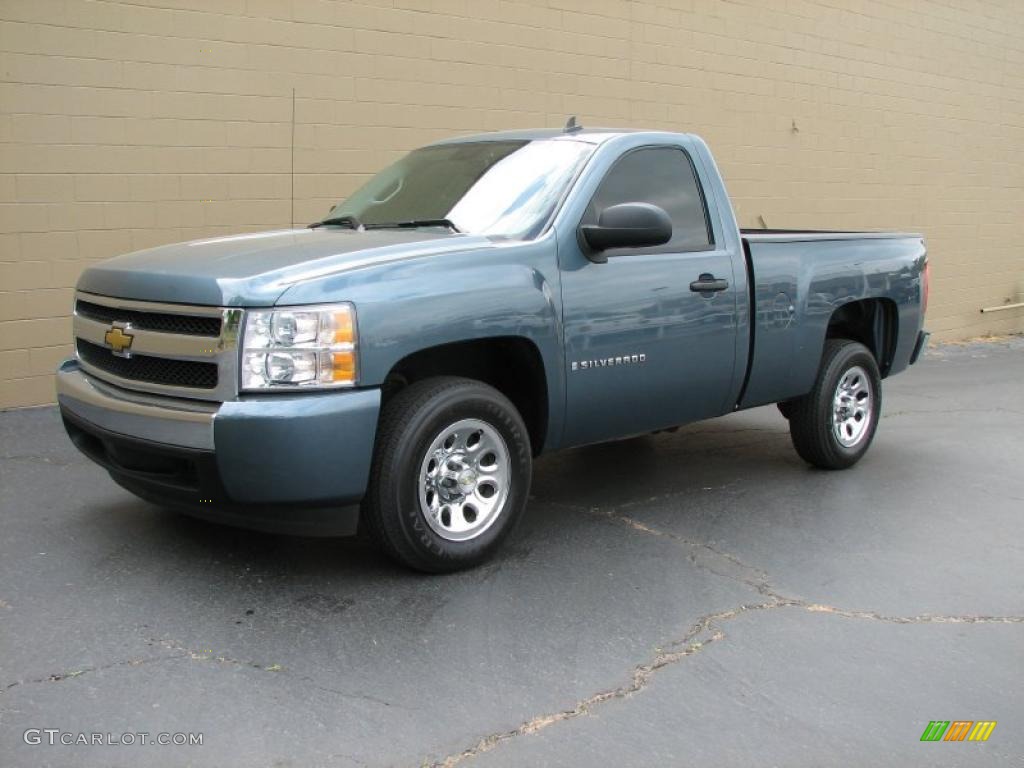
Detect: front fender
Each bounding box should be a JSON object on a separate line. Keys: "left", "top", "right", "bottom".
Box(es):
{"left": 276, "top": 240, "right": 566, "bottom": 449}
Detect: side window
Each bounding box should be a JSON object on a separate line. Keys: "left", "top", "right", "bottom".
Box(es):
{"left": 585, "top": 146, "right": 712, "bottom": 252}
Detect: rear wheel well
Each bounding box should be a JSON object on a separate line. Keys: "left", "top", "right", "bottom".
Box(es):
{"left": 381, "top": 337, "right": 548, "bottom": 455}
{"left": 825, "top": 298, "right": 898, "bottom": 377}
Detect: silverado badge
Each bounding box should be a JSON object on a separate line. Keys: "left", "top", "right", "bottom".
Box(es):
{"left": 104, "top": 323, "right": 134, "bottom": 358}
{"left": 571, "top": 353, "right": 646, "bottom": 371}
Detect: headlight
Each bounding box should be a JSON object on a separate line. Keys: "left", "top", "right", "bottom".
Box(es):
{"left": 241, "top": 303, "right": 357, "bottom": 391}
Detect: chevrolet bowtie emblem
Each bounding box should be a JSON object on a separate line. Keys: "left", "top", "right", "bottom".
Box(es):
{"left": 104, "top": 323, "right": 134, "bottom": 358}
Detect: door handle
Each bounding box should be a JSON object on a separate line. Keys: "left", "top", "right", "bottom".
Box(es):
{"left": 689, "top": 274, "right": 729, "bottom": 296}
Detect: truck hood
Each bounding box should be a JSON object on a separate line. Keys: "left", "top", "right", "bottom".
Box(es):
{"left": 77, "top": 228, "right": 494, "bottom": 306}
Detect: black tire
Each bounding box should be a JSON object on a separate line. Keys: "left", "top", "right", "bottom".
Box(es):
{"left": 777, "top": 401, "right": 795, "bottom": 420}
{"left": 363, "top": 376, "right": 532, "bottom": 572}
{"left": 787, "top": 339, "right": 882, "bottom": 470}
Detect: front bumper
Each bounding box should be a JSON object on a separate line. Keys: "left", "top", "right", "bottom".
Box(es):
{"left": 56, "top": 360, "right": 381, "bottom": 536}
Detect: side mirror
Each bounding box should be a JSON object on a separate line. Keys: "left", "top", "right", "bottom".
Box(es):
{"left": 579, "top": 202, "right": 672, "bottom": 262}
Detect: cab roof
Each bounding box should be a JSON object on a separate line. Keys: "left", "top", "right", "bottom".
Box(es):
{"left": 427, "top": 127, "right": 685, "bottom": 146}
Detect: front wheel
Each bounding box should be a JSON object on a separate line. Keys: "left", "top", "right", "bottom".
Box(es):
{"left": 787, "top": 339, "right": 882, "bottom": 470}
{"left": 363, "top": 377, "right": 532, "bottom": 572}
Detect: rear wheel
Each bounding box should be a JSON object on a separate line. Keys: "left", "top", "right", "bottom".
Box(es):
{"left": 363, "top": 376, "right": 532, "bottom": 572}
{"left": 787, "top": 339, "right": 881, "bottom": 469}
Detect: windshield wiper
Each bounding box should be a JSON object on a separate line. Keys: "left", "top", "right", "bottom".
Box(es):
{"left": 309, "top": 215, "right": 364, "bottom": 230}
{"left": 366, "top": 219, "right": 461, "bottom": 233}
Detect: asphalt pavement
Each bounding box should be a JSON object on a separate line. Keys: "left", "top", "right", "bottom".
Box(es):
{"left": 1, "top": 338, "right": 1022, "bottom": 767}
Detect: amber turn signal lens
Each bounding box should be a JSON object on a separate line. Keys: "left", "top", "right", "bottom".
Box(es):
{"left": 327, "top": 350, "right": 357, "bottom": 382}
{"left": 325, "top": 309, "right": 355, "bottom": 345}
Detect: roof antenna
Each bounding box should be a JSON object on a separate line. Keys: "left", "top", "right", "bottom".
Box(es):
{"left": 563, "top": 115, "right": 582, "bottom": 134}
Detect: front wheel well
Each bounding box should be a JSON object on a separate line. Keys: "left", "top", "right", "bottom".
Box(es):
{"left": 380, "top": 337, "right": 548, "bottom": 456}
{"left": 825, "top": 298, "right": 898, "bottom": 377}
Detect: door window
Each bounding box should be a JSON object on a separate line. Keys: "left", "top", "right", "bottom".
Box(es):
{"left": 584, "top": 147, "right": 712, "bottom": 252}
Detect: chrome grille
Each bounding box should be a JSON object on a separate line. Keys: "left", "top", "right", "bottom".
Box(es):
{"left": 76, "top": 299, "right": 222, "bottom": 337}
{"left": 73, "top": 292, "right": 241, "bottom": 401}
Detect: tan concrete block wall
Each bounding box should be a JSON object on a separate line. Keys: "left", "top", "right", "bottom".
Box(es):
{"left": 1, "top": 0, "right": 1022, "bottom": 408}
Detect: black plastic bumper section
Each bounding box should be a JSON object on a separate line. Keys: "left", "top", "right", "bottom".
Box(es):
{"left": 61, "top": 407, "right": 361, "bottom": 537}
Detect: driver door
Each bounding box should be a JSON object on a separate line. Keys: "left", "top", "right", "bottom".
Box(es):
{"left": 559, "top": 144, "right": 741, "bottom": 447}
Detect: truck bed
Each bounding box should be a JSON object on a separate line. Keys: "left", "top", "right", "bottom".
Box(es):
{"left": 741, "top": 229, "right": 922, "bottom": 242}
{"left": 737, "top": 230, "right": 926, "bottom": 410}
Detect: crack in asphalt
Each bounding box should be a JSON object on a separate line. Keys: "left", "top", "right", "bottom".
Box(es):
{"left": 1, "top": 636, "right": 401, "bottom": 713}
{"left": 591, "top": 505, "right": 1024, "bottom": 627}
{"left": 430, "top": 596, "right": 1023, "bottom": 767}
{"left": 548, "top": 500, "right": 773, "bottom": 594}
{"left": 149, "top": 637, "right": 407, "bottom": 709}
{"left": 147, "top": 637, "right": 276, "bottom": 669}
{"left": 153, "top": 639, "right": 405, "bottom": 708}
{"left": 2, "top": 652, "right": 186, "bottom": 695}
{"left": 428, "top": 509, "right": 1023, "bottom": 767}
{"left": 429, "top": 602, "right": 756, "bottom": 768}
{"left": 616, "top": 481, "right": 746, "bottom": 509}
{"left": 0, "top": 637, "right": 270, "bottom": 697}
{"left": 591, "top": 504, "right": 764, "bottom": 578}
{"left": 299, "top": 677, "right": 408, "bottom": 710}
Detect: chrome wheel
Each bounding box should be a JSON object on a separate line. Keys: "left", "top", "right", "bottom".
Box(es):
{"left": 832, "top": 365, "right": 873, "bottom": 448}
{"left": 418, "top": 418, "right": 511, "bottom": 542}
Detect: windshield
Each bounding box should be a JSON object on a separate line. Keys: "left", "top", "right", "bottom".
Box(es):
{"left": 324, "top": 139, "right": 594, "bottom": 239}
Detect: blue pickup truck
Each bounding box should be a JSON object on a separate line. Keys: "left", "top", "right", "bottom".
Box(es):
{"left": 56, "top": 126, "right": 930, "bottom": 572}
